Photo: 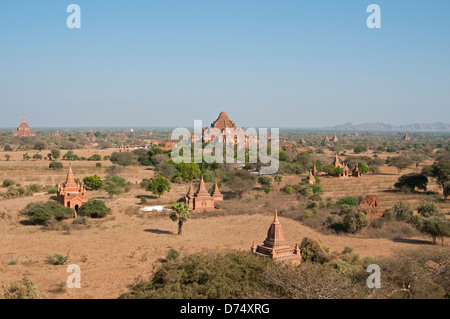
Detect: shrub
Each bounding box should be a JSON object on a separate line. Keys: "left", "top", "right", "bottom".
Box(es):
{"left": 20, "top": 201, "right": 74, "bottom": 224}
{"left": 258, "top": 176, "right": 274, "bottom": 188}
{"left": 27, "top": 184, "right": 40, "bottom": 193}
{"left": 417, "top": 201, "right": 440, "bottom": 218}
{"left": 47, "top": 187, "right": 58, "bottom": 194}
{"left": 418, "top": 214, "right": 450, "bottom": 245}
{"left": 166, "top": 248, "right": 180, "bottom": 261}
{"left": 88, "top": 154, "right": 102, "bottom": 161}
{"left": 78, "top": 200, "right": 111, "bottom": 218}
{"left": 82, "top": 175, "right": 104, "bottom": 190}
{"left": 336, "top": 196, "right": 360, "bottom": 207}
{"left": 95, "top": 163, "right": 102, "bottom": 168}
{"left": 264, "top": 187, "right": 271, "bottom": 194}
{"left": 342, "top": 210, "right": 370, "bottom": 234}
{"left": 1, "top": 279, "right": 41, "bottom": 299}
{"left": 140, "top": 197, "right": 148, "bottom": 205}
{"left": 46, "top": 251, "right": 70, "bottom": 265}
{"left": 2, "top": 179, "right": 15, "bottom": 187}
{"left": 49, "top": 161, "right": 63, "bottom": 169}
{"left": 299, "top": 237, "right": 329, "bottom": 264}
{"left": 309, "top": 184, "right": 324, "bottom": 194}
{"left": 389, "top": 201, "right": 413, "bottom": 221}
{"left": 303, "top": 210, "right": 315, "bottom": 218}
{"left": 283, "top": 186, "right": 293, "bottom": 194}
{"left": 147, "top": 176, "right": 171, "bottom": 198}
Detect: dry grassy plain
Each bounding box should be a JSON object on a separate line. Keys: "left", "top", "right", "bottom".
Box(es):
{"left": 0, "top": 149, "right": 448, "bottom": 299}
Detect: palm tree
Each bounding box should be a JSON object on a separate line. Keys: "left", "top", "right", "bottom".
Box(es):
{"left": 170, "top": 202, "right": 191, "bottom": 235}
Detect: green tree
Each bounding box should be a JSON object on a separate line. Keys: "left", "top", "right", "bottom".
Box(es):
{"left": 170, "top": 202, "right": 191, "bottom": 235}
{"left": 386, "top": 156, "right": 414, "bottom": 174}
{"left": 82, "top": 175, "right": 104, "bottom": 190}
{"left": 49, "top": 161, "right": 63, "bottom": 169}
{"left": 418, "top": 214, "right": 450, "bottom": 245}
{"left": 342, "top": 210, "right": 370, "bottom": 233}
{"left": 394, "top": 173, "right": 428, "bottom": 192}
{"left": 353, "top": 144, "right": 368, "bottom": 154}
{"left": 417, "top": 201, "right": 440, "bottom": 218}
{"left": 20, "top": 201, "right": 74, "bottom": 224}
{"left": 422, "top": 160, "right": 450, "bottom": 198}
{"left": 389, "top": 201, "right": 413, "bottom": 221}
{"left": 175, "top": 162, "right": 201, "bottom": 180}
{"left": 78, "top": 199, "right": 111, "bottom": 218}
{"left": 102, "top": 176, "right": 129, "bottom": 198}
{"left": 147, "top": 176, "right": 171, "bottom": 198}
{"left": 110, "top": 152, "right": 139, "bottom": 167}
{"left": 358, "top": 162, "right": 370, "bottom": 175}
{"left": 33, "top": 141, "right": 47, "bottom": 151}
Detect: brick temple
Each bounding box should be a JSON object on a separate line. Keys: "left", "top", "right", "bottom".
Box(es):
{"left": 57, "top": 164, "right": 88, "bottom": 217}
{"left": 251, "top": 211, "right": 301, "bottom": 263}
{"left": 184, "top": 176, "right": 223, "bottom": 211}
{"left": 12, "top": 116, "right": 36, "bottom": 137}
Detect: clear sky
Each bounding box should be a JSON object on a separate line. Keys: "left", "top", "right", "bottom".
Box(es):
{"left": 0, "top": 0, "right": 449, "bottom": 128}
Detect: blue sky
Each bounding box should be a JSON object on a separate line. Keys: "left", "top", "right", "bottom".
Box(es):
{"left": 0, "top": 0, "right": 449, "bottom": 128}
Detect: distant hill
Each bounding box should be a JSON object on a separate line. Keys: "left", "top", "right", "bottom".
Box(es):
{"left": 323, "top": 122, "right": 450, "bottom": 132}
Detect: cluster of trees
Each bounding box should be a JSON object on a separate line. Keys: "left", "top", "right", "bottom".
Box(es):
{"left": 120, "top": 244, "right": 450, "bottom": 299}
{"left": 20, "top": 199, "right": 111, "bottom": 226}
{"left": 386, "top": 201, "right": 450, "bottom": 245}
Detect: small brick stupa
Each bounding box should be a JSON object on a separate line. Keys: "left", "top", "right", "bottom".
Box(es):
{"left": 57, "top": 164, "right": 88, "bottom": 217}
{"left": 251, "top": 211, "right": 301, "bottom": 263}
{"left": 12, "top": 116, "right": 36, "bottom": 137}
{"left": 184, "top": 177, "right": 223, "bottom": 211}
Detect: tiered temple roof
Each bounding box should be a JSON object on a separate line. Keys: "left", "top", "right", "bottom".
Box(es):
{"left": 12, "top": 116, "right": 36, "bottom": 136}
{"left": 185, "top": 176, "right": 223, "bottom": 211}
{"left": 57, "top": 164, "right": 88, "bottom": 217}
{"left": 252, "top": 211, "right": 301, "bottom": 262}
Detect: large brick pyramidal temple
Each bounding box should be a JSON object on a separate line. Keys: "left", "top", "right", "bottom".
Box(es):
{"left": 12, "top": 116, "right": 36, "bottom": 137}
{"left": 210, "top": 111, "right": 237, "bottom": 130}
{"left": 251, "top": 211, "right": 301, "bottom": 262}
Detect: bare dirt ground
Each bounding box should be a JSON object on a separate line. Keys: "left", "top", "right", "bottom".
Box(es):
{"left": 0, "top": 149, "right": 448, "bottom": 299}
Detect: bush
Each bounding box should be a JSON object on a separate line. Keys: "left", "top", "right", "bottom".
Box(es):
{"left": 283, "top": 186, "right": 293, "bottom": 194}
{"left": 78, "top": 199, "right": 111, "bottom": 218}
{"left": 20, "top": 201, "right": 74, "bottom": 224}
{"left": 418, "top": 215, "right": 450, "bottom": 245}
{"left": 418, "top": 201, "right": 440, "bottom": 218}
{"left": 83, "top": 175, "right": 104, "bottom": 190}
{"left": 47, "top": 187, "right": 58, "bottom": 194}
{"left": 88, "top": 154, "right": 102, "bottom": 161}
{"left": 342, "top": 210, "right": 370, "bottom": 234}
{"left": 336, "top": 196, "right": 360, "bottom": 207}
{"left": 303, "top": 210, "right": 315, "bottom": 218}
{"left": 27, "top": 184, "right": 41, "bottom": 193}
{"left": 2, "top": 179, "right": 15, "bottom": 187}
{"left": 147, "top": 176, "right": 171, "bottom": 198}
{"left": 264, "top": 187, "right": 271, "bottom": 194}
{"left": 309, "top": 184, "right": 324, "bottom": 194}
{"left": 49, "top": 161, "right": 63, "bottom": 169}
{"left": 46, "top": 251, "right": 70, "bottom": 265}
{"left": 1, "top": 279, "right": 41, "bottom": 299}
{"left": 299, "top": 237, "right": 330, "bottom": 264}
{"left": 389, "top": 201, "right": 413, "bottom": 221}
{"left": 166, "top": 248, "right": 180, "bottom": 261}
{"left": 95, "top": 163, "right": 102, "bottom": 168}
